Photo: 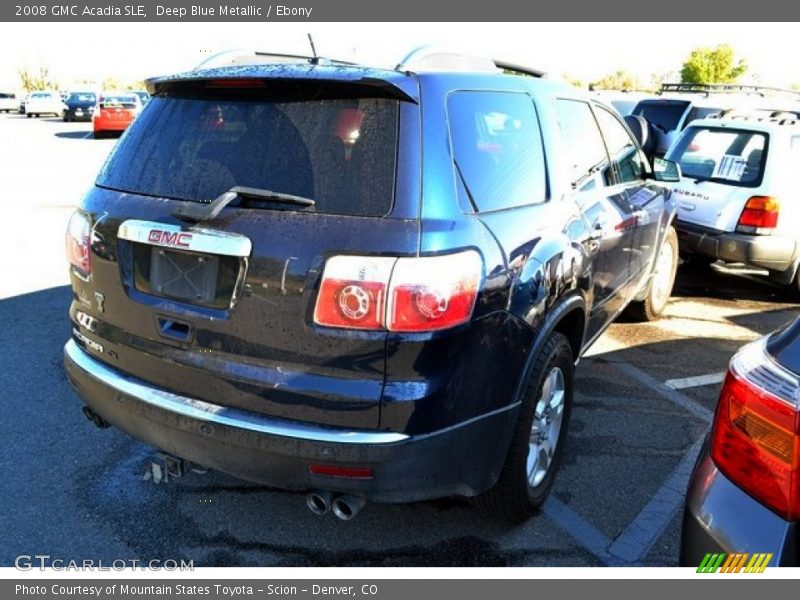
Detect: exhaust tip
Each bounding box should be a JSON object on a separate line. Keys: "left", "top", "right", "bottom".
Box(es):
{"left": 332, "top": 495, "right": 366, "bottom": 521}
{"left": 305, "top": 491, "right": 333, "bottom": 515}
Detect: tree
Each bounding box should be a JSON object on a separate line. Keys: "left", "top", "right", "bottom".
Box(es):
{"left": 18, "top": 66, "right": 59, "bottom": 92}
{"left": 561, "top": 73, "right": 584, "bottom": 89}
{"left": 680, "top": 44, "right": 747, "bottom": 84}
{"left": 590, "top": 70, "right": 639, "bottom": 91}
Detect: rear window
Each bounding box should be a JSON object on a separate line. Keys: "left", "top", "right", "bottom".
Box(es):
{"left": 97, "top": 94, "right": 399, "bottom": 217}
{"left": 99, "top": 95, "right": 138, "bottom": 108}
{"left": 666, "top": 126, "right": 767, "bottom": 186}
{"left": 69, "top": 92, "right": 96, "bottom": 102}
{"left": 447, "top": 91, "right": 546, "bottom": 212}
{"left": 633, "top": 100, "right": 690, "bottom": 132}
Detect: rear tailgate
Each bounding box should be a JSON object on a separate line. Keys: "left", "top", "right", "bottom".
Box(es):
{"left": 69, "top": 79, "right": 420, "bottom": 430}
{"left": 667, "top": 123, "right": 769, "bottom": 232}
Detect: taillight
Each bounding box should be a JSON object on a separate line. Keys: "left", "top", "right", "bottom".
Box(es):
{"left": 313, "top": 251, "right": 483, "bottom": 333}
{"left": 66, "top": 211, "right": 92, "bottom": 276}
{"left": 313, "top": 256, "right": 395, "bottom": 330}
{"left": 386, "top": 252, "right": 482, "bottom": 332}
{"left": 736, "top": 196, "right": 779, "bottom": 234}
{"left": 710, "top": 340, "right": 800, "bottom": 519}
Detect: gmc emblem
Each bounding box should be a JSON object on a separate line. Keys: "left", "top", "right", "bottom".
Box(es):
{"left": 148, "top": 230, "right": 193, "bottom": 248}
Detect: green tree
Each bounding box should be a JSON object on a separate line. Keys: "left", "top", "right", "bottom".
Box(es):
{"left": 18, "top": 66, "right": 59, "bottom": 92}
{"left": 680, "top": 44, "right": 747, "bottom": 84}
{"left": 562, "top": 73, "right": 584, "bottom": 89}
{"left": 590, "top": 70, "right": 639, "bottom": 91}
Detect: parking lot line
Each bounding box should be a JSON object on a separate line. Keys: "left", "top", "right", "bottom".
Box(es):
{"left": 608, "top": 437, "right": 704, "bottom": 563}
{"left": 664, "top": 372, "right": 726, "bottom": 390}
{"left": 603, "top": 358, "right": 714, "bottom": 423}
{"left": 543, "top": 497, "right": 623, "bottom": 566}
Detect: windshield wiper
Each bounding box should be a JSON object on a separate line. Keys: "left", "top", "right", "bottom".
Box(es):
{"left": 173, "top": 186, "right": 315, "bottom": 222}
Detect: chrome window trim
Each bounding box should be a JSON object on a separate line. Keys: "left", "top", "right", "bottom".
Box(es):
{"left": 65, "top": 339, "right": 408, "bottom": 445}
{"left": 117, "top": 219, "right": 252, "bottom": 257}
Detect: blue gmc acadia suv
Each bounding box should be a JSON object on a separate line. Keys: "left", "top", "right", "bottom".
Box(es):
{"left": 63, "top": 50, "right": 679, "bottom": 521}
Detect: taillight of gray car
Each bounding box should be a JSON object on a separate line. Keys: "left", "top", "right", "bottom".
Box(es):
{"left": 682, "top": 318, "right": 800, "bottom": 566}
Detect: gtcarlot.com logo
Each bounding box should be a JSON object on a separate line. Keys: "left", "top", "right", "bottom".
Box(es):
{"left": 697, "top": 553, "right": 772, "bottom": 573}
{"left": 14, "top": 555, "right": 194, "bottom": 571}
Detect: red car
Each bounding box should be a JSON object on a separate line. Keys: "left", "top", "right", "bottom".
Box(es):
{"left": 92, "top": 93, "right": 141, "bottom": 138}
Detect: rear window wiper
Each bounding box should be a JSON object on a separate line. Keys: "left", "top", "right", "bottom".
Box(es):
{"left": 173, "top": 186, "right": 315, "bottom": 222}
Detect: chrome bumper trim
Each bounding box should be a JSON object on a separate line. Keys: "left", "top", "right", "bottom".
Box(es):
{"left": 64, "top": 339, "right": 408, "bottom": 445}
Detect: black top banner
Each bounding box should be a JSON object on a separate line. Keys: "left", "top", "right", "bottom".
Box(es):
{"left": 1, "top": 0, "right": 797, "bottom": 21}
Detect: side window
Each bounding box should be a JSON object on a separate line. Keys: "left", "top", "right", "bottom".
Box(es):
{"left": 554, "top": 99, "right": 611, "bottom": 190}
{"left": 594, "top": 106, "right": 646, "bottom": 184}
{"left": 447, "top": 91, "right": 547, "bottom": 212}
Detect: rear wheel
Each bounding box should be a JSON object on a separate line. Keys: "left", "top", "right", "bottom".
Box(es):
{"left": 26, "top": 113, "right": 31, "bottom": 119}
{"left": 473, "top": 332, "right": 574, "bottom": 521}
{"left": 626, "top": 226, "right": 678, "bottom": 322}
{"left": 789, "top": 270, "right": 800, "bottom": 301}
{"left": 93, "top": 130, "right": 104, "bottom": 139}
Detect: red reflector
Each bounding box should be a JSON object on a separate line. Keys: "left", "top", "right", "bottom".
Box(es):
{"left": 711, "top": 355, "right": 800, "bottom": 520}
{"left": 206, "top": 79, "right": 266, "bottom": 88}
{"left": 737, "top": 196, "right": 779, "bottom": 230}
{"left": 309, "top": 465, "right": 374, "bottom": 479}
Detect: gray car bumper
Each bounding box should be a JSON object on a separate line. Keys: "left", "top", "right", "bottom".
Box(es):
{"left": 680, "top": 438, "right": 797, "bottom": 567}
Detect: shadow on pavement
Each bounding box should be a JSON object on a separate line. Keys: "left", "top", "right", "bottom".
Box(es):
{"left": 54, "top": 130, "right": 93, "bottom": 139}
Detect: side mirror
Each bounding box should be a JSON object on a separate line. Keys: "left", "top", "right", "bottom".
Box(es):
{"left": 652, "top": 157, "right": 681, "bottom": 183}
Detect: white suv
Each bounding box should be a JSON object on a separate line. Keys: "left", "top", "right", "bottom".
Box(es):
{"left": 666, "top": 113, "right": 800, "bottom": 294}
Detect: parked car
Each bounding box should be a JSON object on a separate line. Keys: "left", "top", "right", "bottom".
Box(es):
{"left": 25, "top": 90, "right": 65, "bottom": 117}
{"left": 63, "top": 91, "right": 97, "bottom": 122}
{"left": 0, "top": 92, "right": 17, "bottom": 113}
{"left": 681, "top": 317, "right": 800, "bottom": 566}
{"left": 666, "top": 113, "right": 800, "bottom": 295}
{"left": 631, "top": 83, "right": 800, "bottom": 158}
{"left": 92, "top": 92, "right": 141, "bottom": 138}
{"left": 63, "top": 50, "right": 679, "bottom": 521}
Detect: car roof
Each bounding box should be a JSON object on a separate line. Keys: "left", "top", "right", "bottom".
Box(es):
{"left": 147, "top": 62, "right": 579, "bottom": 105}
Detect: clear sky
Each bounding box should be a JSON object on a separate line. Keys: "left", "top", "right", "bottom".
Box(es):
{"left": 2, "top": 22, "right": 800, "bottom": 90}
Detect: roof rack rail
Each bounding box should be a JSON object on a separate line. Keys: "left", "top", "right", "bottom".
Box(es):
{"left": 395, "top": 46, "right": 546, "bottom": 77}
{"left": 194, "top": 49, "right": 356, "bottom": 70}
{"left": 706, "top": 108, "right": 800, "bottom": 125}
{"left": 659, "top": 82, "right": 800, "bottom": 98}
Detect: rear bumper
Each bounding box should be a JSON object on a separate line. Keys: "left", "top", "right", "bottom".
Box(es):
{"left": 93, "top": 120, "right": 132, "bottom": 132}
{"left": 63, "top": 339, "right": 517, "bottom": 503}
{"left": 66, "top": 109, "right": 93, "bottom": 121}
{"left": 676, "top": 220, "right": 798, "bottom": 272}
{"left": 680, "top": 438, "right": 798, "bottom": 566}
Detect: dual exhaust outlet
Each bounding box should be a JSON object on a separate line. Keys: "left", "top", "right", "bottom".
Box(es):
{"left": 306, "top": 491, "right": 365, "bottom": 521}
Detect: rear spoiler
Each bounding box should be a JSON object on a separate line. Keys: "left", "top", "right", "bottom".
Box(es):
{"left": 146, "top": 69, "right": 420, "bottom": 104}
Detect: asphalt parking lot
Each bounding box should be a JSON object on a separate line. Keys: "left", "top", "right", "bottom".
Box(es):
{"left": 1, "top": 111, "right": 797, "bottom": 567}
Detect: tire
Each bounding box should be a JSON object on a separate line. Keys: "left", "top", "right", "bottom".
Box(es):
{"left": 788, "top": 271, "right": 800, "bottom": 301}
{"left": 626, "top": 226, "right": 678, "bottom": 322}
{"left": 26, "top": 113, "right": 31, "bottom": 119}
{"left": 473, "top": 332, "right": 574, "bottom": 521}
{"left": 93, "top": 131, "right": 103, "bottom": 139}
